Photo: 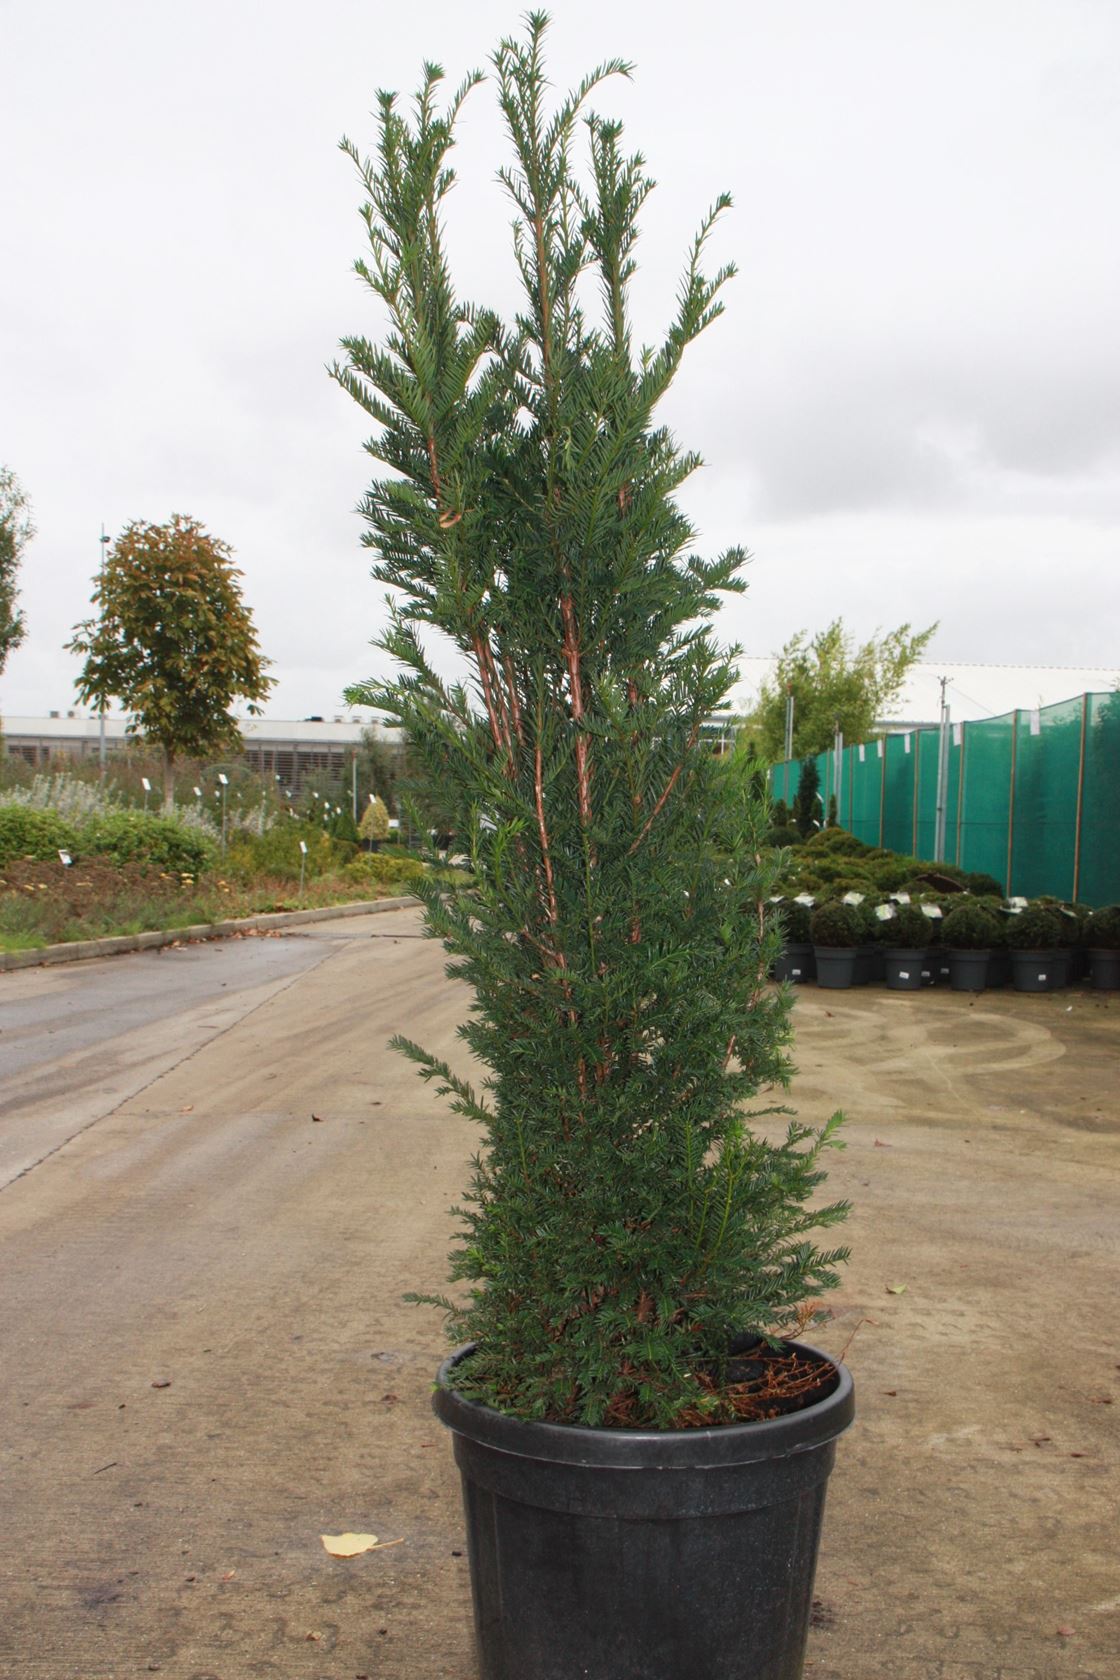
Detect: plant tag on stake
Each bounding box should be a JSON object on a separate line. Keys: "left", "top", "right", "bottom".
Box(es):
{"left": 58, "top": 850, "right": 72, "bottom": 867}
{"left": 141, "top": 777, "right": 151, "bottom": 792}
{"left": 299, "top": 841, "right": 308, "bottom": 855}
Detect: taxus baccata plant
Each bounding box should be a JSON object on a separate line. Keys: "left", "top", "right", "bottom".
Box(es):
{"left": 333, "top": 14, "right": 848, "bottom": 1429}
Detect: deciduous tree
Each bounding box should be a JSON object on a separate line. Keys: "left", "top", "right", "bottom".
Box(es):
{"left": 0, "top": 466, "right": 33, "bottom": 679}
{"left": 752, "top": 617, "right": 936, "bottom": 760}
{"left": 68, "top": 515, "right": 273, "bottom": 807}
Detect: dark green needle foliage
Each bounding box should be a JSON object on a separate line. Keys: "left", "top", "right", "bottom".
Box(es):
{"left": 333, "top": 14, "right": 848, "bottom": 1429}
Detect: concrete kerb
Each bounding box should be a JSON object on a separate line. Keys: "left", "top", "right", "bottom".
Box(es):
{"left": 0, "top": 895, "right": 420, "bottom": 974}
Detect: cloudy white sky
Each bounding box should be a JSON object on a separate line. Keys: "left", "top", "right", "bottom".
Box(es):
{"left": 2, "top": 0, "right": 1117, "bottom": 723}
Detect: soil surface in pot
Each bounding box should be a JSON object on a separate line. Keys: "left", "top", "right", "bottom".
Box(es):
{"left": 671, "top": 1340, "right": 841, "bottom": 1428}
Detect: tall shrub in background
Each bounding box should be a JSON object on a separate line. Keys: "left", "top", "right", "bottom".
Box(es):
{"left": 791, "top": 754, "right": 820, "bottom": 838}
{"left": 333, "top": 15, "right": 847, "bottom": 1428}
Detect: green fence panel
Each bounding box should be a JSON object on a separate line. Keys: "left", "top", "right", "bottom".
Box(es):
{"left": 846, "top": 741, "right": 882, "bottom": 845}
{"left": 958, "top": 716, "right": 1013, "bottom": 891}
{"left": 1010, "top": 697, "right": 1083, "bottom": 900}
{"left": 879, "top": 733, "right": 915, "bottom": 854}
{"left": 1078, "top": 692, "right": 1120, "bottom": 907}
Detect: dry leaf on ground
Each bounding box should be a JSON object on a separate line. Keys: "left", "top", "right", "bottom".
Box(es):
{"left": 321, "top": 1532, "right": 379, "bottom": 1558}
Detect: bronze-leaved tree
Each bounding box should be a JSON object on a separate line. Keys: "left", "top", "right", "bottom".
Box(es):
{"left": 68, "top": 514, "right": 272, "bottom": 807}
{"left": 334, "top": 14, "right": 848, "bottom": 1428}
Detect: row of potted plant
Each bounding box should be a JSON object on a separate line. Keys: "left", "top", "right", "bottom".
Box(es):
{"left": 773, "top": 896, "right": 1120, "bottom": 993}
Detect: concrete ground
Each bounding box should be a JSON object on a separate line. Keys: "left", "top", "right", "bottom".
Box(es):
{"left": 0, "top": 908, "right": 1116, "bottom": 1680}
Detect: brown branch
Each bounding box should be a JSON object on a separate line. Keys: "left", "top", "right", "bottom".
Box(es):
{"left": 534, "top": 739, "right": 560, "bottom": 925}
{"left": 627, "top": 725, "right": 700, "bottom": 856}
{"left": 560, "top": 591, "right": 593, "bottom": 827}
{"left": 426, "top": 433, "right": 443, "bottom": 507}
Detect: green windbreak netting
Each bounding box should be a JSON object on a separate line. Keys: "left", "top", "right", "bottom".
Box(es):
{"left": 846, "top": 742, "right": 882, "bottom": 845}
{"left": 1079, "top": 693, "right": 1120, "bottom": 907}
{"left": 1009, "top": 697, "right": 1083, "bottom": 900}
{"left": 767, "top": 691, "right": 1120, "bottom": 905}
{"left": 958, "top": 717, "right": 1013, "bottom": 891}
{"left": 881, "top": 733, "right": 916, "bottom": 854}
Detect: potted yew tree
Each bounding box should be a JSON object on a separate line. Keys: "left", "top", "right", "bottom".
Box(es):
{"left": 333, "top": 19, "right": 853, "bottom": 1678}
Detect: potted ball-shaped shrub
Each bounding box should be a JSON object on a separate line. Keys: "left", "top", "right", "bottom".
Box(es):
{"left": 810, "top": 900, "right": 863, "bottom": 988}
{"left": 941, "top": 901, "right": 1002, "bottom": 992}
{"left": 881, "top": 902, "right": 933, "bottom": 991}
{"left": 333, "top": 24, "right": 853, "bottom": 1680}
{"left": 1085, "top": 904, "right": 1120, "bottom": 990}
{"left": 773, "top": 898, "right": 816, "bottom": 983}
{"left": 1007, "top": 905, "right": 1068, "bottom": 992}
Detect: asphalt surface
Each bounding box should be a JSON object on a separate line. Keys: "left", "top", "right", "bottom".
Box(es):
{"left": 0, "top": 911, "right": 1117, "bottom": 1680}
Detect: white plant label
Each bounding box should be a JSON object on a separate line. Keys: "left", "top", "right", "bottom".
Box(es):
{"left": 794, "top": 893, "right": 816, "bottom": 906}
{"left": 140, "top": 777, "right": 151, "bottom": 792}
{"left": 299, "top": 841, "right": 308, "bottom": 855}
{"left": 892, "top": 891, "right": 911, "bottom": 904}
{"left": 920, "top": 903, "right": 942, "bottom": 919}
{"left": 58, "top": 850, "right": 72, "bottom": 866}
{"left": 875, "top": 903, "right": 896, "bottom": 921}
{"left": 842, "top": 891, "right": 865, "bottom": 905}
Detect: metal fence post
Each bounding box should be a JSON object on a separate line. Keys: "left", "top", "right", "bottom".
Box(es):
{"left": 1072, "top": 693, "right": 1088, "bottom": 902}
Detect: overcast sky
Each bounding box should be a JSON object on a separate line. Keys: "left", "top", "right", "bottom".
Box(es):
{"left": 2, "top": 0, "right": 1117, "bottom": 723}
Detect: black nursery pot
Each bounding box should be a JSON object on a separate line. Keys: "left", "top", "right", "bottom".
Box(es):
{"left": 948, "top": 948, "right": 991, "bottom": 992}
{"left": 1089, "top": 948, "right": 1120, "bottom": 991}
{"left": 1009, "top": 948, "right": 1069, "bottom": 992}
{"left": 883, "top": 947, "right": 929, "bottom": 991}
{"left": 435, "top": 1343, "right": 854, "bottom": 1680}
{"left": 772, "top": 943, "right": 816, "bottom": 984}
{"left": 813, "top": 946, "right": 859, "bottom": 988}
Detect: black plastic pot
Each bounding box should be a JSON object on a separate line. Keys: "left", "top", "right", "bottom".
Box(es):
{"left": 813, "top": 946, "right": 859, "bottom": 988}
{"left": 948, "top": 948, "right": 991, "bottom": 992}
{"left": 1088, "top": 948, "right": 1120, "bottom": 990}
{"left": 1009, "top": 948, "right": 1069, "bottom": 992}
{"left": 435, "top": 1342, "right": 854, "bottom": 1680}
{"left": 883, "top": 947, "right": 929, "bottom": 991}
{"left": 772, "top": 943, "right": 816, "bottom": 984}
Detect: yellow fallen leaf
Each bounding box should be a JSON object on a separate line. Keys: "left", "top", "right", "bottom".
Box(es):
{"left": 885, "top": 1284, "right": 907, "bottom": 1295}
{"left": 321, "top": 1532, "right": 379, "bottom": 1558}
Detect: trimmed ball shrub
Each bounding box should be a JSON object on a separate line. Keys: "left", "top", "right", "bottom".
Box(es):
{"left": 809, "top": 901, "right": 863, "bottom": 948}
{"left": 1086, "top": 904, "right": 1120, "bottom": 949}
{"left": 941, "top": 901, "right": 1002, "bottom": 950}
{"left": 1007, "top": 906, "right": 1064, "bottom": 950}
{"left": 883, "top": 904, "right": 932, "bottom": 948}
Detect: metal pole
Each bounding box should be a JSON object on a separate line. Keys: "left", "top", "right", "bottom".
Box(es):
{"left": 351, "top": 751, "right": 358, "bottom": 825}
{"left": 955, "top": 722, "right": 967, "bottom": 867}
{"left": 934, "top": 675, "right": 950, "bottom": 862}
{"left": 1006, "top": 712, "right": 1019, "bottom": 898}
{"left": 1071, "top": 693, "right": 1088, "bottom": 902}
{"left": 783, "top": 688, "right": 794, "bottom": 763}
{"left": 833, "top": 723, "right": 843, "bottom": 820}
{"left": 98, "top": 525, "right": 110, "bottom": 779}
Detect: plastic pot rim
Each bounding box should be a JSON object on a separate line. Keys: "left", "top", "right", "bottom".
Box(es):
{"left": 433, "top": 1339, "right": 854, "bottom": 1470}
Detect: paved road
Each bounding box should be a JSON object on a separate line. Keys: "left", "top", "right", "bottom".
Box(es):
{"left": 0, "top": 915, "right": 1116, "bottom": 1679}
